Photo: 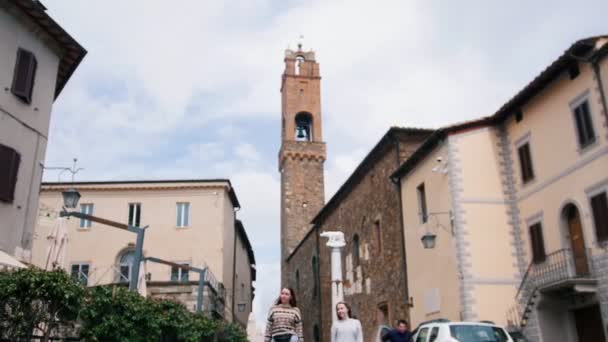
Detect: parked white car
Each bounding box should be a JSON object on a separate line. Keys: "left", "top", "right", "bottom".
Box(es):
{"left": 412, "top": 320, "right": 514, "bottom": 342}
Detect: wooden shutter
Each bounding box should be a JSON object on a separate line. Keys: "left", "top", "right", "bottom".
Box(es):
{"left": 0, "top": 144, "right": 21, "bottom": 203}
{"left": 11, "top": 48, "right": 37, "bottom": 104}
{"left": 529, "top": 223, "right": 546, "bottom": 263}
{"left": 518, "top": 143, "right": 535, "bottom": 183}
{"left": 591, "top": 192, "right": 608, "bottom": 241}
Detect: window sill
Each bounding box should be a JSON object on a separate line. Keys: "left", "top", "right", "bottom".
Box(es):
{"left": 77, "top": 227, "right": 92, "bottom": 232}
{"left": 577, "top": 139, "right": 599, "bottom": 155}
{"left": 175, "top": 226, "right": 190, "bottom": 229}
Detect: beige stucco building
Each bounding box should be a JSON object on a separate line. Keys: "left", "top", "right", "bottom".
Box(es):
{"left": 31, "top": 180, "right": 255, "bottom": 326}
{"left": 0, "top": 0, "right": 86, "bottom": 265}
{"left": 393, "top": 35, "right": 608, "bottom": 341}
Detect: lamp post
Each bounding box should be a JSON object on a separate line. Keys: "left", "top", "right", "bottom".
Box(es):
{"left": 59, "top": 191, "right": 147, "bottom": 292}
{"left": 320, "top": 231, "right": 345, "bottom": 323}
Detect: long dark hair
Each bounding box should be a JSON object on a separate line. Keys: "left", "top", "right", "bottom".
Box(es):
{"left": 336, "top": 301, "right": 352, "bottom": 320}
{"left": 275, "top": 287, "right": 297, "bottom": 307}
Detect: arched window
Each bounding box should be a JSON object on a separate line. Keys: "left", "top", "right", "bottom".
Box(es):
{"left": 118, "top": 250, "right": 135, "bottom": 282}
{"left": 312, "top": 256, "right": 318, "bottom": 298}
{"left": 353, "top": 234, "right": 360, "bottom": 268}
{"left": 295, "top": 55, "right": 304, "bottom": 75}
{"left": 295, "top": 112, "right": 313, "bottom": 141}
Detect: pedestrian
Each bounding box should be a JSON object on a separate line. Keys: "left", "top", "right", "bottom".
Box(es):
{"left": 264, "top": 287, "right": 304, "bottom": 342}
{"left": 331, "top": 301, "right": 363, "bottom": 342}
{"left": 383, "top": 319, "right": 413, "bottom": 342}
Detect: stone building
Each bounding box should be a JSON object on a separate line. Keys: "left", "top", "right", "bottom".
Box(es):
{"left": 0, "top": 0, "right": 85, "bottom": 266}
{"left": 286, "top": 127, "right": 431, "bottom": 342}
{"left": 392, "top": 35, "right": 608, "bottom": 341}
{"left": 279, "top": 46, "right": 326, "bottom": 286}
{"left": 31, "top": 179, "right": 255, "bottom": 326}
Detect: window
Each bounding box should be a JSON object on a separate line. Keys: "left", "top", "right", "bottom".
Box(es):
{"left": 295, "top": 269, "right": 300, "bottom": 293}
{"left": 449, "top": 325, "right": 509, "bottom": 342}
{"left": 417, "top": 183, "right": 428, "bottom": 223}
{"left": 71, "top": 263, "right": 89, "bottom": 286}
{"left": 128, "top": 203, "right": 141, "bottom": 227}
{"left": 352, "top": 234, "right": 360, "bottom": 268}
{"left": 0, "top": 144, "right": 20, "bottom": 203}
{"left": 171, "top": 263, "right": 189, "bottom": 282}
{"left": 518, "top": 143, "right": 535, "bottom": 184}
{"left": 415, "top": 328, "right": 429, "bottom": 342}
{"left": 11, "top": 48, "right": 37, "bottom": 104}
{"left": 572, "top": 100, "right": 596, "bottom": 148}
{"left": 429, "top": 327, "right": 439, "bottom": 342}
{"left": 241, "top": 283, "right": 245, "bottom": 301}
{"left": 529, "top": 222, "right": 546, "bottom": 263}
{"left": 295, "top": 55, "right": 304, "bottom": 75}
{"left": 314, "top": 325, "right": 320, "bottom": 342}
{"left": 118, "top": 250, "right": 135, "bottom": 282}
{"left": 176, "top": 202, "right": 190, "bottom": 227}
{"left": 295, "top": 112, "right": 313, "bottom": 141}
{"left": 591, "top": 191, "right": 608, "bottom": 241}
{"left": 238, "top": 303, "right": 247, "bottom": 312}
{"left": 374, "top": 220, "right": 383, "bottom": 256}
{"left": 79, "top": 203, "right": 94, "bottom": 228}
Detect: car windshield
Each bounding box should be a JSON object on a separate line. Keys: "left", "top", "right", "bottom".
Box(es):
{"left": 449, "top": 325, "right": 509, "bottom": 342}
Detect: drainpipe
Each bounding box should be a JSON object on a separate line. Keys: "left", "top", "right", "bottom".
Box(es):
{"left": 390, "top": 135, "right": 411, "bottom": 316}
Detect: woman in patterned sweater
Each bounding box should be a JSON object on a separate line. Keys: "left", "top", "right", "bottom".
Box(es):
{"left": 264, "top": 287, "right": 304, "bottom": 342}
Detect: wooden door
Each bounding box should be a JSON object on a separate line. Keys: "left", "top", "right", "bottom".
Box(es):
{"left": 567, "top": 206, "right": 589, "bottom": 276}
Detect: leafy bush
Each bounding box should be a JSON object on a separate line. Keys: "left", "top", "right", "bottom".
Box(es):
{"left": 0, "top": 268, "right": 247, "bottom": 342}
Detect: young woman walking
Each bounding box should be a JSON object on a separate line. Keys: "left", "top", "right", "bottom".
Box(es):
{"left": 264, "top": 287, "right": 303, "bottom": 342}
{"left": 331, "top": 301, "right": 363, "bottom": 342}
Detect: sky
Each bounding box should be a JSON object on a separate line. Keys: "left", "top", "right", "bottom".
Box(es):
{"left": 41, "top": 0, "right": 608, "bottom": 329}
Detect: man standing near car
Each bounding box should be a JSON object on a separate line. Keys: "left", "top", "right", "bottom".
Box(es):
{"left": 383, "top": 320, "right": 413, "bottom": 342}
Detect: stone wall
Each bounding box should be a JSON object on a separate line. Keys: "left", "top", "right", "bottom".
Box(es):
{"left": 286, "top": 129, "right": 429, "bottom": 341}
{"left": 280, "top": 141, "right": 326, "bottom": 286}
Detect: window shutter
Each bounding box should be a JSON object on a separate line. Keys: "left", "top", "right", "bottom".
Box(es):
{"left": 530, "top": 223, "right": 546, "bottom": 263}
{"left": 0, "top": 144, "right": 20, "bottom": 203}
{"left": 11, "top": 48, "right": 37, "bottom": 104}
{"left": 591, "top": 192, "right": 608, "bottom": 241}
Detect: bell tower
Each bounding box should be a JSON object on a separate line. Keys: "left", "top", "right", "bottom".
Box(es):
{"left": 279, "top": 45, "right": 326, "bottom": 286}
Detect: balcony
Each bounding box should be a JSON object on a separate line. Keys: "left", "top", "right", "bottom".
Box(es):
{"left": 507, "top": 248, "right": 597, "bottom": 328}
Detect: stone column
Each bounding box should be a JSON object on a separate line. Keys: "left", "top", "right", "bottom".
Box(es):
{"left": 320, "top": 231, "right": 346, "bottom": 323}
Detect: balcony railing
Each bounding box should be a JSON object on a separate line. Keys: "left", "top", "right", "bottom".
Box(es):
{"left": 508, "top": 248, "right": 596, "bottom": 328}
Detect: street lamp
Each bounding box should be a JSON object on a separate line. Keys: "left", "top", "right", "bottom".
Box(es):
{"left": 61, "top": 188, "right": 81, "bottom": 208}
{"left": 421, "top": 211, "right": 453, "bottom": 249}
{"left": 421, "top": 232, "right": 437, "bottom": 249}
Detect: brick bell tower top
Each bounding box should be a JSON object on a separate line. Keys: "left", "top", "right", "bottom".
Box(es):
{"left": 279, "top": 45, "right": 326, "bottom": 286}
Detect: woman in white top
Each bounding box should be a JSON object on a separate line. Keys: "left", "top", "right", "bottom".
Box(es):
{"left": 331, "top": 301, "right": 363, "bottom": 342}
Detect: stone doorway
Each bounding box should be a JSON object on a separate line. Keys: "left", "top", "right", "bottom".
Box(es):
{"left": 573, "top": 304, "right": 606, "bottom": 342}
